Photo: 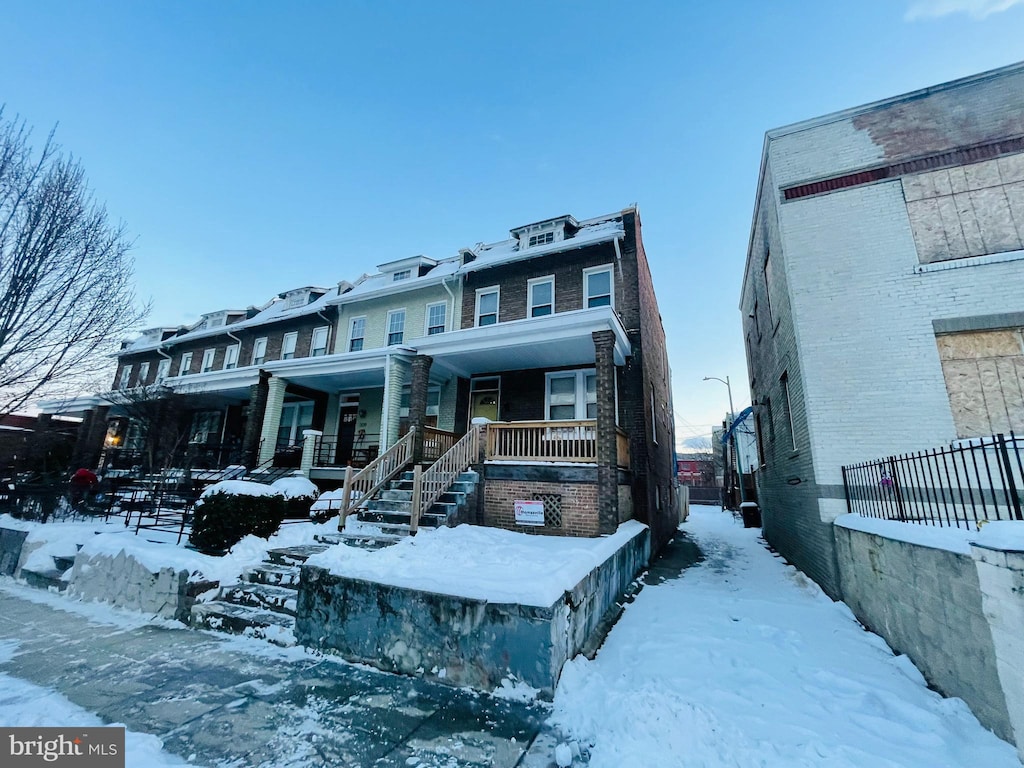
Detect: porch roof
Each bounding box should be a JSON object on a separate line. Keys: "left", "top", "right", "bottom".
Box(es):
{"left": 415, "top": 306, "right": 630, "bottom": 378}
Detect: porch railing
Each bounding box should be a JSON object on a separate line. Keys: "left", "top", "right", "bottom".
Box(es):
{"left": 422, "top": 426, "right": 458, "bottom": 463}
{"left": 842, "top": 431, "right": 1023, "bottom": 528}
{"left": 410, "top": 424, "right": 483, "bottom": 534}
{"left": 313, "top": 433, "right": 381, "bottom": 468}
{"left": 336, "top": 427, "right": 416, "bottom": 526}
{"left": 485, "top": 420, "right": 597, "bottom": 462}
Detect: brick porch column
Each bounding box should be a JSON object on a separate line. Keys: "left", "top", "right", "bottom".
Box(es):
{"left": 408, "top": 355, "right": 433, "bottom": 462}
{"left": 257, "top": 376, "right": 288, "bottom": 465}
{"left": 242, "top": 371, "right": 270, "bottom": 466}
{"left": 593, "top": 330, "right": 619, "bottom": 534}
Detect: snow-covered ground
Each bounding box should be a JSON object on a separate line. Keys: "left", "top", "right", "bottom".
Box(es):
{"left": 550, "top": 505, "right": 1021, "bottom": 768}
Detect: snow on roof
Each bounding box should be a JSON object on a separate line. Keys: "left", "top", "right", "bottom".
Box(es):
{"left": 460, "top": 216, "right": 625, "bottom": 275}
{"left": 328, "top": 257, "right": 461, "bottom": 305}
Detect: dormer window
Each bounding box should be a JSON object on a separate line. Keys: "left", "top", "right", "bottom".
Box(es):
{"left": 286, "top": 293, "right": 306, "bottom": 309}
{"left": 392, "top": 270, "right": 411, "bottom": 282}
{"left": 528, "top": 232, "right": 554, "bottom": 247}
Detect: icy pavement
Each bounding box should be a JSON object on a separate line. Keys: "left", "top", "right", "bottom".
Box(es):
{"left": 0, "top": 581, "right": 546, "bottom": 767}
{"left": 549, "top": 505, "right": 1022, "bottom": 768}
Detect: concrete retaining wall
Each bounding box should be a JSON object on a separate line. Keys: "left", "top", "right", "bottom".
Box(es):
{"left": 0, "top": 527, "right": 28, "bottom": 576}
{"left": 295, "top": 525, "right": 650, "bottom": 697}
{"left": 67, "top": 550, "right": 193, "bottom": 621}
{"left": 834, "top": 525, "right": 1018, "bottom": 751}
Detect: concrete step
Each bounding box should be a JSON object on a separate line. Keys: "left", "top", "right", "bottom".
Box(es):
{"left": 20, "top": 568, "right": 69, "bottom": 592}
{"left": 366, "top": 498, "right": 412, "bottom": 513}
{"left": 245, "top": 563, "right": 302, "bottom": 588}
{"left": 266, "top": 544, "right": 329, "bottom": 566}
{"left": 380, "top": 489, "right": 413, "bottom": 502}
{"left": 358, "top": 510, "right": 446, "bottom": 528}
{"left": 333, "top": 532, "right": 403, "bottom": 550}
{"left": 190, "top": 602, "right": 295, "bottom": 646}
{"left": 220, "top": 583, "right": 298, "bottom": 616}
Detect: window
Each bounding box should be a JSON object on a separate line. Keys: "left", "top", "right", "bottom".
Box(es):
{"left": 528, "top": 276, "right": 554, "bottom": 317}
{"left": 392, "top": 269, "right": 411, "bottom": 282}
{"left": 277, "top": 401, "right": 314, "bottom": 448}
{"left": 223, "top": 344, "right": 239, "bottom": 370}
{"left": 475, "top": 287, "right": 499, "bottom": 326}
{"left": 348, "top": 317, "right": 366, "bottom": 352}
{"left": 251, "top": 337, "right": 267, "bottom": 366}
{"left": 156, "top": 359, "right": 170, "bottom": 382}
{"left": 763, "top": 250, "right": 774, "bottom": 325}
{"left": 281, "top": 332, "right": 298, "bottom": 360}
{"left": 201, "top": 349, "right": 216, "bottom": 373}
{"left": 583, "top": 266, "right": 613, "bottom": 308}
{"left": 545, "top": 369, "right": 597, "bottom": 421}
{"left": 119, "top": 365, "right": 133, "bottom": 389}
{"left": 386, "top": 310, "right": 406, "bottom": 345}
{"left": 651, "top": 385, "right": 657, "bottom": 444}
{"left": 528, "top": 231, "right": 554, "bottom": 247}
{"left": 190, "top": 411, "right": 222, "bottom": 445}
{"left": 426, "top": 302, "right": 446, "bottom": 335}
{"left": 138, "top": 362, "right": 150, "bottom": 385}
{"left": 781, "top": 372, "right": 796, "bottom": 450}
{"left": 177, "top": 352, "right": 193, "bottom": 376}
{"left": 310, "top": 326, "right": 329, "bottom": 356}
{"left": 399, "top": 385, "right": 441, "bottom": 418}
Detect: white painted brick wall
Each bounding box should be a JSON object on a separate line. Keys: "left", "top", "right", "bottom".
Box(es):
{"left": 770, "top": 119, "right": 884, "bottom": 188}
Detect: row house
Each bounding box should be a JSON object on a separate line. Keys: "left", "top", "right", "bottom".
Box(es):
{"left": 43, "top": 206, "right": 678, "bottom": 552}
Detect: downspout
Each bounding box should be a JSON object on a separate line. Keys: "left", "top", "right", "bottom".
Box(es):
{"left": 441, "top": 273, "right": 457, "bottom": 331}
{"left": 316, "top": 309, "right": 333, "bottom": 352}
{"left": 156, "top": 345, "right": 173, "bottom": 382}
{"left": 226, "top": 328, "right": 243, "bottom": 367}
{"left": 612, "top": 233, "right": 625, "bottom": 282}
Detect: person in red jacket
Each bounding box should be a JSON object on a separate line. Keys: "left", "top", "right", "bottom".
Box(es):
{"left": 69, "top": 468, "right": 98, "bottom": 506}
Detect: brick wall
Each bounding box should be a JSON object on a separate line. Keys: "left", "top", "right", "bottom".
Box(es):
{"left": 482, "top": 478, "right": 600, "bottom": 538}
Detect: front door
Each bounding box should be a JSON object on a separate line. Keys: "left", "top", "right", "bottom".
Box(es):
{"left": 470, "top": 377, "right": 500, "bottom": 421}
{"left": 336, "top": 404, "right": 358, "bottom": 464}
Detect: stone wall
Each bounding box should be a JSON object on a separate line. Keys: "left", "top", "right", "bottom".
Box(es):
{"left": 834, "top": 524, "right": 1017, "bottom": 748}
{"left": 67, "top": 550, "right": 195, "bottom": 621}
{"left": 295, "top": 524, "right": 649, "bottom": 697}
{"left": 0, "top": 528, "right": 28, "bottom": 576}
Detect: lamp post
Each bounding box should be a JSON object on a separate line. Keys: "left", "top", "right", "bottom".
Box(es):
{"left": 703, "top": 376, "right": 746, "bottom": 506}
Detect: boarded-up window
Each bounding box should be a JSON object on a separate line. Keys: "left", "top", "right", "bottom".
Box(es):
{"left": 936, "top": 329, "right": 1024, "bottom": 438}
{"left": 904, "top": 152, "right": 1024, "bottom": 264}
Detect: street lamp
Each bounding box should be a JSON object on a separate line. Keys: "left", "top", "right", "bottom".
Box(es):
{"left": 703, "top": 376, "right": 746, "bottom": 505}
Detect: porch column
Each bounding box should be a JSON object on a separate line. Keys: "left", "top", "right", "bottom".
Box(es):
{"left": 71, "top": 409, "right": 96, "bottom": 469}
{"left": 84, "top": 405, "right": 110, "bottom": 471}
{"left": 593, "top": 330, "right": 619, "bottom": 534}
{"left": 299, "top": 429, "right": 322, "bottom": 478}
{"left": 408, "top": 355, "right": 433, "bottom": 462}
{"left": 242, "top": 371, "right": 270, "bottom": 466}
{"left": 257, "top": 376, "right": 288, "bottom": 464}
{"left": 381, "top": 356, "right": 410, "bottom": 450}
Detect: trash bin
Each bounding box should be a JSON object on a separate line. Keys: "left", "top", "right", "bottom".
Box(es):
{"left": 740, "top": 501, "right": 761, "bottom": 528}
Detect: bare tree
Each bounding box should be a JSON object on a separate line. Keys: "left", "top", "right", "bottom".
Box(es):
{"left": 0, "top": 108, "right": 146, "bottom": 414}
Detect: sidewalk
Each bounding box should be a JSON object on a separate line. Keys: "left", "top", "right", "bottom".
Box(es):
{"left": 0, "top": 583, "right": 546, "bottom": 767}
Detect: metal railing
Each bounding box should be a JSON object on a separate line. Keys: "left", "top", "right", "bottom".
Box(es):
{"left": 312, "top": 433, "right": 381, "bottom": 468}
{"left": 336, "top": 428, "right": 416, "bottom": 526}
{"left": 485, "top": 420, "right": 597, "bottom": 462}
{"left": 842, "top": 432, "right": 1023, "bottom": 528}
{"left": 410, "top": 424, "right": 483, "bottom": 534}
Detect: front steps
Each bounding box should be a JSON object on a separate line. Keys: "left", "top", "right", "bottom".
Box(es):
{"left": 190, "top": 544, "right": 329, "bottom": 645}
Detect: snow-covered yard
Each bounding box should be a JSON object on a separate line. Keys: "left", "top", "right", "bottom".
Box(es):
{"left": 550, "top": 505, "right": 1021, "bottom": 768}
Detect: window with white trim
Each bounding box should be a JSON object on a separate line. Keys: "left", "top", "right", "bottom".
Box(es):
{"left": 119, "top": 364, "right": 133, "bottom": 389}
{"left": 475, "top": 287, "right": 499, "bottom": 326}
{"left": 528, "top": 231, "right": 554, "bottom": 247}
{"left": 223, "top": 344, "right": 239, "bottom": 370}
{"left": 387, "top": 310, "right": 406, "bottom": 345}
{"left": 528, "top": 276, "right": 554, "bottom": 318}
{"left": 281, "top": 332, "right": 298, "bottom": 360}
{"left": 156, "top": 359, "right": 170, "bottom": 382}
{"left": 399, "top": 385, "right": 441, "bottom": 417}
{"left": 426, "top": 302, "right": 446, "bottom": 335}
{"left": 392, "top": 269, "right": 411, "bottom": 282}
{"left": 276, "top": 401, "right": 314, "bottom": 448}
{"left": 201, "top": 349, "right": 216, "bottom": 373}
{"left": 545, "top": 369, "right": 597, "bottom": 421}
{"left": 583, "top": 265, "right": 613, "bottom": 308}
{"left": 251, "top": 337, "right": 267, "bottom": 366}
{"left": 310, "top": 326, "right": 329, "bottom": 356}
{"left": 348, "top": 317, "right": 366, "bottom": 351}
{"left": 177, "top": 352, "right": 192, "bottom": 376}
{"left": 137, "top": 362, "right": 150, "bottom": 385}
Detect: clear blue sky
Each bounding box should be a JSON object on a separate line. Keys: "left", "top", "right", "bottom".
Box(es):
{"left": 4, "top": 1, "right": 1023, "bottom": 447}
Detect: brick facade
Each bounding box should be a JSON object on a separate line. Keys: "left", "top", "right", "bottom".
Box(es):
{"left": 482, "top": 478, "right": 601, "bottom": 538}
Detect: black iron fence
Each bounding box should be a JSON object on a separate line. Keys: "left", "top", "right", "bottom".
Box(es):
{"left": 842, "top": 432, "right": 1023, "bottom": 528}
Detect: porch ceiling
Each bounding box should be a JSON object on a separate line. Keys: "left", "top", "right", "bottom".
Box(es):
{"left": 417, "top": 306, "right": 630, "bottom": 378}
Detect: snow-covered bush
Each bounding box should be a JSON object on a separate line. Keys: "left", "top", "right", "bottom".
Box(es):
{"left": 190, "top": 485, "right": 287, "bottom": 555}
{"left": 271, "top": 475, "right": 320, "bottom": 519}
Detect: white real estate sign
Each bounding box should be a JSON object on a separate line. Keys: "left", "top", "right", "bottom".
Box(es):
{"left": 514, "top": 499, "right": 545, "bottom": 526}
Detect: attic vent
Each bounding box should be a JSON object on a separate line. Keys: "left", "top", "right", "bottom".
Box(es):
{"left": 286, "top": 293, "right": 306, "bottom": 309}
{"left": 528, "top": 232, "right": 554, "bottom": 247}
{"left": 393, "top": 270, "right": 411, "bottom": 282}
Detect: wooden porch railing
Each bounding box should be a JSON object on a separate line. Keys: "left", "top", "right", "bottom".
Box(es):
{"left": 485, "top": 420, "right": 597, "bottom": 462}
{"left": 422, "top": 426, "right": 458, "bottom": 463}
{"left": 616, "top": 427, "right": 631, "bottom": 469}
{"left": 337, "top": 427, "right": 416, "bottom": 527}
{"left": 409, "top": 424, "right": 484, "bottom": 534}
